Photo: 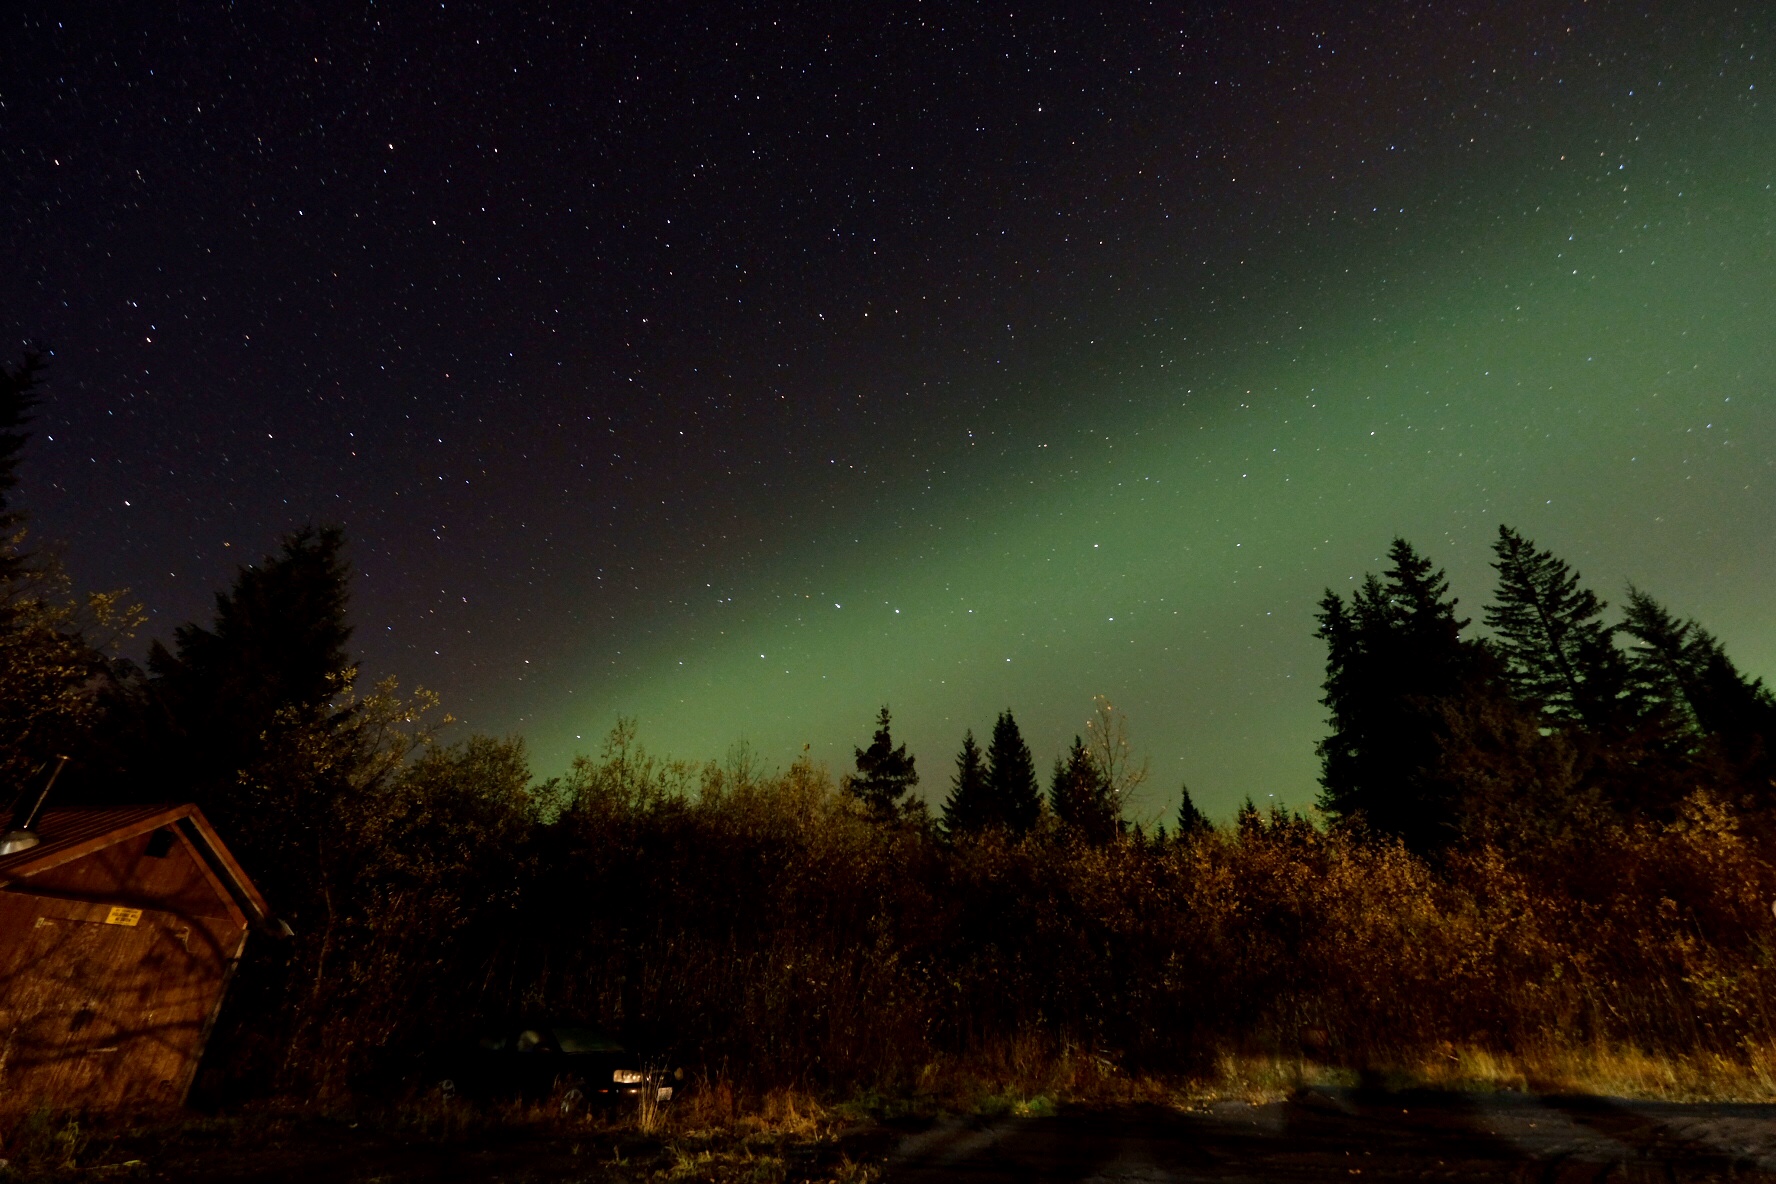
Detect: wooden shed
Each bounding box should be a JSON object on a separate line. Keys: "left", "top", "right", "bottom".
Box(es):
{"left": 0, "top": 804, "right": 273, "bottom": 1112}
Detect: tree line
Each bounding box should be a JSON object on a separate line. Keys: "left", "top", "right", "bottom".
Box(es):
{"left": 844, "top": 696, "right": 1161, "bottom": 847}
{"left": 847, "top": 528, "right": 1776, "bottom": 860}
{"left": 1315, "top": 534, "right": 1776, "bottom": 853}
{"left": 6, "top": 349, "right": 1776, "bottom": 1101}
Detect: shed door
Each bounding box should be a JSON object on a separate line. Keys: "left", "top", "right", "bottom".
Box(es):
{"left": 0, "top": 893, "right": 243, "bottom": 1111}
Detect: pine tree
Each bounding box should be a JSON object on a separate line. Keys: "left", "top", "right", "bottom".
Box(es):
{"left": 1050, "top": 735, "right": 1117, "bottom": 843}
{"left": 940, "top": 729, "right": 990, "bottom": 834}
{"left": 0, "top": 354, "right": 42, "bottom": 503}
{"left": 1485, "top": 526, "right": 1632, "bottom": 728}
{"left": 1235, "top": 795, "right": 1262, "bottom": 839}
{"left": 984, "top": 709, "right": 1041, "bottom": 834}
{"left": 1622, "top": 587, "right": 1776, "bottom": 796}
{"left": 0, "top": 352, "right": 139, "bottom": 795}
{"left": 1175, "top": 785, "right": 1212, "bottom": 836}
{"left": 0, "top": 351, "right": 45, "bottom": 582}
{"left": 1619, "top": 589, "right": 1711, "bottom": 736}
{"left": 140, "top": 526, "right": 357, "bottom": 809}
{"left": 849, "top": 705, "right": 919, "bottom": 819}
{"left": 1316, "top": 538, "right": 1479, "bottom": 850}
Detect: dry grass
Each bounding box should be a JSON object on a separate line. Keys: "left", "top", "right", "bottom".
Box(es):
{"left": 1396, "top": 1041, "right": 1776, "bottom": 1102}
{"left": 0, "top": 1088, "right": 886, "bottom": 1183}
{"left": 11, "top": 1043, "right": 1776, "bottom": 1181}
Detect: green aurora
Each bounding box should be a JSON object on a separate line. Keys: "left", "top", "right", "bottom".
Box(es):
{"left": 523, "top": 70, "right": 1776, "bottom": 821}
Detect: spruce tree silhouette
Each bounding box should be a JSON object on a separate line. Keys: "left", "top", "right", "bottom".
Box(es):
{"left": 1316, "top": 537, "right": 1479, "bottom": 851}
{"left": 0, "top": 351, "right": 44, "bottom": 583}
{"left": 849, "top": 705, "right": 919, "bottom": 819}
{"left": 1050, "top": 735, "right": 1117, "bottom": 843}
{"left": 1175, "top": 785, "right": 1212, "bottom": 836}
{"left": 143, "top": 526, "right": 356, "bottom": 811}
{"left": 940, "top": 730, "right": 990, "bottom": 834}
{"left": 984, "top": 709, "right": 1041, "bottom": 834}
{"left": 0, "top": 351, "right": 129, "bottom": 794}
{"left": 1622, "top": 587, "right": 1776, "bottom": 798}
{"left": 1486, "top": 525, "right": 1634, "bottom": 729}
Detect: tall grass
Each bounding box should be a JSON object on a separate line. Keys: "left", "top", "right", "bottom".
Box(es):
{"left": 194, "top": 725, "right": 1776, "bottom": 1106}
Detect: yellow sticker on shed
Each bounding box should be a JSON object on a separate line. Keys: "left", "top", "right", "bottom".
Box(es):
{"left": 104, "top": 906, "right": 143, "bottom": 927}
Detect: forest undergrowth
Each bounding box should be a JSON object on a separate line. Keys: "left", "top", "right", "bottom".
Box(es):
{"left": 5, "top": 707, "right": 1776, "bottom": 1170}
{"left": 174, "top": 722, "right": 1776, "bottom": 1112}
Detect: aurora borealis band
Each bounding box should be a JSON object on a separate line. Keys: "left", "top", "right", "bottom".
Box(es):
{"left": 7, "top": 5, "right": 1774, "bottom": 819}
{"left": 523, "top": 104, "right": 1776, "bottom": 819}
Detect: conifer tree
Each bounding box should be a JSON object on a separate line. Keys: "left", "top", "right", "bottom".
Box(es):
{"left": 1316, "top": 538, "right": 1479, "bottom": 850}
{"left": 984, "top": 709, "right": 1040, "bottom": 834}
{"left": 1050, "top": 735, "right": 1117, "bottom": 843}
{"left": 0, "top": 351, "right": 130, "bottom": 790}
{"left": 1485, "top": 526, "right": 1632, "bottom": 728}
{"left": 1176, "top": 784, "right": 1212, "bottom": 836}
{"left": 0, "top": 351, "right": 44, "bottom": 583}
{"left": 140, "top": 526, "right": 357, "bottom": 808}
{"left": 940, "top": 729, "right": 990, "bottom": 834}
{"left": 849, "top": 705, "right": 919, "bottom": 819}
{"left": 1622, "top": 588, "right": 1776, "bottom": 795}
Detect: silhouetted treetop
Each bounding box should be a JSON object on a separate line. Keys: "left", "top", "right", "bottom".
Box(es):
{"left": 1622, "top": 586, "right": 1776, "bottom": 796}
{"left": 1486, "top": 525, "right": 1632, "bottom": 729}
{"left": 849, "top": 705, "right": 919, "bottom": 820}
{"left": 985, "top": 709, "right": 1041, "bottom": 835}
{"left": 940, "top": 729, "right": 990, "bottom": 835}
{"left": 1176, "top": 785, "right": 1212, "bottom": 836}
{"left": 1050, "top": 735, "right": 1117, "bottom": 844}
{"left": 1316, "top": 537, "right": 1481, "bottom": 851}
{"left": 0, "top": 351, "right": 45, "bottom": 581}
{"left": 143, "top": 526, "right": 356, "bottom": 804}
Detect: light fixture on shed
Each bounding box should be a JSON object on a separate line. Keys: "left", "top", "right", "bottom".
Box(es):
{"left": 0, "top": 756, "right": 70, "bottom": 855}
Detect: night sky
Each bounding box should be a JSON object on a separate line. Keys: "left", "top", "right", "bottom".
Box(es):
{"left": 5, "top": 3, "right": 1773, "bottom": 821}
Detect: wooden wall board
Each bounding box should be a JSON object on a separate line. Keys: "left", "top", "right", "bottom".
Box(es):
{"left": 0, "top": 895, "right": 246, "bottom": 1111}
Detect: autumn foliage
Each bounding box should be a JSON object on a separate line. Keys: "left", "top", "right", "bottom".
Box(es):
{"left": 178, "top": 721, "right": 1776, "bottom": 1103}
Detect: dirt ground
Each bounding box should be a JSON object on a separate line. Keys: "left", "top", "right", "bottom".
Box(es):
{"left": 0, "top": 1107, "right": 894, "bottom": 1184}
{"left": 9, "top": 1090, "right": 1776, "bottom": 1182}
{"left": 889, "top": 1090, "right": 1776, "bottom": 1182}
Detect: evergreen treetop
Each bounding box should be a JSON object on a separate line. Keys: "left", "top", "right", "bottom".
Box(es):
{"left": 1050, "top": 735, "right": 1117, "bottom": 843}
{"left": 1316, "top": 537, "right": 1479, "bottom": 851}
{"left": 143, "top": 526, "right": 357, "bottom": 807}
{"left": 1176, "top": 784, "right": 1212, "bottom": 836}
{"left": 1622, "top": 586, "right": 1776, "bottom": 793}
{"left": 0, "top": 351, "right": 45, "bottom": 582}
{"left": 849, "top": 705, "right": 919, "bottom": 819}
{"left": 940, "top": 729, "right": 990, "bottom": 835}
{"left": 1485, "top": 525, "right": 1631, "bottom": 728}
{"left": 984, "top": 709, "right": 1041, "bottom": 834}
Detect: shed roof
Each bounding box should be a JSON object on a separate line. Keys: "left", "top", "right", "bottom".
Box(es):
{"left": 0, "top": 804, "right": 273, "bottom": 926}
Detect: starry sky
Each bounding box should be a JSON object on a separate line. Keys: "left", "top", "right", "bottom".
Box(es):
{"left": 4, "top": 3, "right": 1773, "bottom": 820}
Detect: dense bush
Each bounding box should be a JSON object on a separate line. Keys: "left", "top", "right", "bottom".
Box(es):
{"left": 189, "top": 720, "right": 1776, "bottom": 1103}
